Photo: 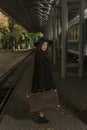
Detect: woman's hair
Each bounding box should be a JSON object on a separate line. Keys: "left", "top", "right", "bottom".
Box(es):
{"left": 36, "top": 44, "right": 40, "bottom": 51}
{"left": 36, "top": 43, "right": 43, "bottom": 51}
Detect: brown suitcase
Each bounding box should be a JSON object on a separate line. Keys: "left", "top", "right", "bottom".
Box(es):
{"left": 27, "top": 89, "right": 60, "bottom": 113}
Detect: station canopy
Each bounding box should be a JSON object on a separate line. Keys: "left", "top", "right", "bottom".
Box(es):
{"left": 0, "top": 0, "right": 84, "bottom": 33}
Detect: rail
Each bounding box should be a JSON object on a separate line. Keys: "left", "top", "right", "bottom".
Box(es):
{"left": 0, "top": 49, "right": 34, "bottom": 119}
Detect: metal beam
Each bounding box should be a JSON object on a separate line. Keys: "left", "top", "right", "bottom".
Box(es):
{"left": 18, "top": 0, "right": 33, "bottom": 28}
{"left": 66, "top": 0, "right": 80, "bottom": 3}
{"left": 26, "top": 0, "right": 52, "bottom": 4}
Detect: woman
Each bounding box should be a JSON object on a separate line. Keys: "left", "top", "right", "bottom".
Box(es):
{"left": 31, "top": 37, "right": 56, "bottom": 123}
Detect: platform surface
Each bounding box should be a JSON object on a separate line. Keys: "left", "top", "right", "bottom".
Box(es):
{"left": 0, "top": 55, "right": 87, "bottom": 130}
{"left": 0, "top": 51, "right": 30, "bottom": 78}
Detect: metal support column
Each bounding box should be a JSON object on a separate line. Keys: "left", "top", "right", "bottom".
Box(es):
{"left": 48, "top": 17, "right": 52, "bottom": 57}
{"left": 57, "top": 18, "right": 61, "bottom": 57}
{"left": 55, "top": 8, "right": 58, "bottom": 59}
{"left": 49, "top": 13, "right": 53, "bottom": 58}
{"left": 79, "top": 0, "right": 85, "bottom": 77}
{"left": 49, "top": 15, "right": 52, "bottom": 40}
{"left": 52, "top": 7, "right": 57, "bottom": 64}
{"left": 49, "top": 16, "right": 52, "bottom": 40}
{"left": 44, "top": 25, "right": 48, "bottom": 37}
{"left": 61, "top": 0, "right": 68, "bottom": 78}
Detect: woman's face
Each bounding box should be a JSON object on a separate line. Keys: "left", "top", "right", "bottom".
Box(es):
{"left": 41, "top": 42, "right": 48, "bottom": 51}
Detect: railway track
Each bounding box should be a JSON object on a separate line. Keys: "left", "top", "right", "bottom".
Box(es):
{"left": 0, "top": 50, "right": 34, "bottom": 118}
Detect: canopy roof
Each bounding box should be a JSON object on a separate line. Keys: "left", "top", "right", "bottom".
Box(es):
{"left": 0, "top": 0, "right": 85, "bottom": 32}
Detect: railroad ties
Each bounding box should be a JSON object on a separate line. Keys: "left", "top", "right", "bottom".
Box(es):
{"left": 0, "top": 50, "right": 34, "bottom": 118}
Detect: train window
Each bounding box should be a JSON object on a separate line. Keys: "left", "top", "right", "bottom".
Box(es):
{"left": 68, "top": 31, "right": 69, "bottom": 40}
{"left": 74, "top": 26, "right": 77, "bottom": 40}
{"left": 68, "top": 25, "right": 79, "bottom": 41}
{"left": 76, "top": 26, "right": 78, "bottom": 31}
{"left": 76, "top": 34, "right": 77, "bottom": 40}
{"left": 68, "top": 30, "right": 71, "bottom": 40}
{"left": 73, "top": 27, "right": 76, "bottom": 40}
{"left": 72, "top": 28, "right": 74, "bottom": 40}
{"left": 78, "top": 26, "right": 79, "bottom": 39}
{"left": 72, "top": 26, "right": 78, "bottom": 41}
{"left": 76, "top": 26, "right": 79, "bottom": 40}
{"left": 70, "top": 30, "right": 72, "bottom": 40}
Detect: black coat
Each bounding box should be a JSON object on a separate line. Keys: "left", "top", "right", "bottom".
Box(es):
{"left": 31, "top": 49, "right": 56, "bottom": 93}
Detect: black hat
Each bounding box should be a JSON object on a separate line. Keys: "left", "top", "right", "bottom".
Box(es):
{"left": 34, "top": 37, "right": 52, "bottom": 47}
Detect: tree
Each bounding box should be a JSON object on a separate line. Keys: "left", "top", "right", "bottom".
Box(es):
{"left": 0, "top": 27, "right": 8, "bottom": 48}
{"left": 0, "top": 13, "right": 44, "bottom": 50}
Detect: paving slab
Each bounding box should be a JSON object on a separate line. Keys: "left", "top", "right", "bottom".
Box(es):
{"left": 0, "top": 55, "right": 87, "bottom": 130}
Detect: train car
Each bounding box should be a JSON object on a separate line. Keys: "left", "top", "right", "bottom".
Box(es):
{"left": 68, "top": 10, "right": 87, "bottom": 61}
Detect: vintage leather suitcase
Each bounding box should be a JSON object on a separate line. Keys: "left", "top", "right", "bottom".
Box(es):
{"left": 27, "top": 89, "right": 60, "bottom": 113}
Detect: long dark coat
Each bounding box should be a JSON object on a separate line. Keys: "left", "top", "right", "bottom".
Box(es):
{"left": 31, "top": 49, "right": 56, "bottom": 93}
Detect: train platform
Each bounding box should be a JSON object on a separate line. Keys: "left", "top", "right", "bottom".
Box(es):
{"left": 0, "top": 52, "right": 87, "bottom": 130}
{"left": 0, "top": 50, "right": 30, "bottom": 78}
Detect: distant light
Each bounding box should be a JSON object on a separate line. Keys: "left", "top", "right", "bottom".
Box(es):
{"left": 50, "top": 0, "right": 54, "bottom": 3}
{"left": 85, "top": 8, "right": 87, "bottom": 14}
{"left": 76, "top": 15, "right": 79, "bottom": 18}
{"left": 56, "top": 0, "right": 60, "bottom": 4}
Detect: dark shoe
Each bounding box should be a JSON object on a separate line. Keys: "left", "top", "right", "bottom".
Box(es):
{"left": 38, "top": 116, "right": 49, "bottom": 124}
{"left": 31, "top": 113, "right": 49, "bottom": 124}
